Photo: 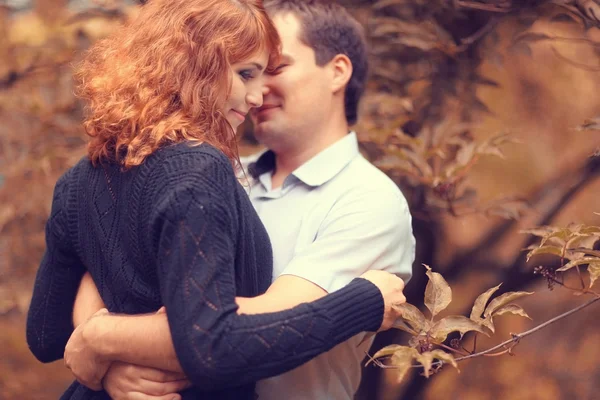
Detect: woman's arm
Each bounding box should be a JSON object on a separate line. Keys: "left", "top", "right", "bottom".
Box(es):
{"left": 65, "top": 266, "right": 325, "bottom": 396}
{"left": 67, "top": 279, "right": 384, "bottom": 387}
{"left": 26, "top": 171, "right": 87, "bottom": 363}
{"left": 72, "top": 271, "right": 321, "bottom": 330}
{"left": 68, "top": 276, "right": 330, "bottom": 376}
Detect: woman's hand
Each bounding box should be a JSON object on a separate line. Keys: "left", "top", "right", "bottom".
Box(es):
{"left": 359, "top": 270, "right": 406, "bottom": 331}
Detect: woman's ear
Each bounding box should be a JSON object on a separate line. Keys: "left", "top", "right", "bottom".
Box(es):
{"left": 329, "top": 54, "right": 352, "bottom": 94}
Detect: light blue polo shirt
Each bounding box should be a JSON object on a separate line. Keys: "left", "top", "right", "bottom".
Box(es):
{"left": 241, "top": 132, "right": 415, "bottom": 400}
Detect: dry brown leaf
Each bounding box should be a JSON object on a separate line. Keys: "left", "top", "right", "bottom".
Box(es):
{"left": 423, "top": 264, "right": 452, "bottom": 318}
{"left": 493, "top": 304, "right": 532, "bottom": 320}
{"left": 556, "top": 257, "right": 599, "bottom": 272}
{"left": 394, "top": 302, "right": 431, "bottom": 333}
{"left": 588, "top": 262, "right": 600, "bottom": 288}
{"left": 470, "top": 283, "right": 502, "bottom": 322}
{"left": 483, "top": 291, "right": 534, "bottom": 319}
{"left": 390, "top": 346, "right": 420, "bottom": 383}
{"left": 430, "top": 315, "right": 487, "bottom": 342}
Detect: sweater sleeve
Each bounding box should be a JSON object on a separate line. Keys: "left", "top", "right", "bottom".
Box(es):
{"left": 26, "top": 170, "right": 86, "bottom": 363}
{"left": 153, "top": 160, "right": 384, "bottom": 390}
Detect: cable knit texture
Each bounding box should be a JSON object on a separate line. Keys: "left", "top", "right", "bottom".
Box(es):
{"left": 26, "top": 142, "right": 384, "bottom": 399}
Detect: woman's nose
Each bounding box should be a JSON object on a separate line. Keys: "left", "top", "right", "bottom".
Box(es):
{"left": 246, "top": 90, "right": 263, "bottom": 108}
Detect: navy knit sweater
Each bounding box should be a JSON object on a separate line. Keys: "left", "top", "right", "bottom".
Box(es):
{"left": 26, "top": 142, "right": 384, "bottom": 399}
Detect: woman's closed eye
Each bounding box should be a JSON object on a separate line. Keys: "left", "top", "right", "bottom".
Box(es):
{"left": 238, "top": 69, "right": 255, "bottom": 81}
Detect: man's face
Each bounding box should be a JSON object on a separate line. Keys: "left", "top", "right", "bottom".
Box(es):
{"left": 250, "top": 13, "right": 333, "bottom": 152}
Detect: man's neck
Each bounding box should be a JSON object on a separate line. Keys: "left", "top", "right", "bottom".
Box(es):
{"left": 271, "top": 124, "right": 349, "bottom": 189}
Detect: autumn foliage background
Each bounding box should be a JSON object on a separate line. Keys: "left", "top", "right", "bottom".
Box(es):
{"left": 1, "top": 0, "right": 600, "bottom": 399}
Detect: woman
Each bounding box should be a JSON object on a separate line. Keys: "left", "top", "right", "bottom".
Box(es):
{"left": 26, "top": 0, "right": 405, "bottom": 399}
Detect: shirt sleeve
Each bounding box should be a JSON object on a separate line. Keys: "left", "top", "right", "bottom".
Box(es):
{"left": 26, "top": 170, "right": 86, "bottom": 363}
{"left": 151, "top": 162, "right": 384, "bottom": 390}
{"left": 279, "top": 185, "right": 415, "bottom": 293}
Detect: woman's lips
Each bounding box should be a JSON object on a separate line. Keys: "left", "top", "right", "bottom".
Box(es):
{"left": 231, "top": 110, "right": 247, "bottom": 122}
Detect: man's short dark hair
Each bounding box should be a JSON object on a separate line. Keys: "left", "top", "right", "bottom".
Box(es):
{"left": 263, "top": 0, "right": 368, "bottom": 125}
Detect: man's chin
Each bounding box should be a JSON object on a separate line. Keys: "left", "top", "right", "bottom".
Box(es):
{"left": 253, "top": 121, "right": 276, "bottom": 137}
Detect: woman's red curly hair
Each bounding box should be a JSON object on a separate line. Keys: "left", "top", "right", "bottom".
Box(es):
{"left": 75, "top": 0, "right": 280, "bottom": 168}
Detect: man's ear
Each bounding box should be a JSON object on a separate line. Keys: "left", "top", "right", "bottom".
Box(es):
{"left": 329, "top": 54, "right": 352, "bottom": 94}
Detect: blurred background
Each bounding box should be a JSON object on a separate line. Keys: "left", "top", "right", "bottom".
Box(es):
{"left": 1, "top": 0, "right": 599, "bottom": 399}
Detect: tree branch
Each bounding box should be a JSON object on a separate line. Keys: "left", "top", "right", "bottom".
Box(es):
{"left": 375, "top": 294, "right": 600, "bottom": 370}
{"left": 453, "top": 294, "right": 600, "bottom": 362}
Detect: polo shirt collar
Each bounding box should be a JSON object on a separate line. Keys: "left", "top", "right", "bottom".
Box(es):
{"left": 293, "top": 132, "right": 359, "bottom": 187}
{"left": 249, "top": 132, "right": 359, "bottom": 188}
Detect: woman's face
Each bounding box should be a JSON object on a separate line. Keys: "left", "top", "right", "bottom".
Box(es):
{"left": 225, "top": 49, "right": 269, "bottom": 130}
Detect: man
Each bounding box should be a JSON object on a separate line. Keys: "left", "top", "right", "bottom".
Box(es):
{"left": 67, "top": 0, "right": 415, "bottom": 398}
{"left": 244, "top": 2, "right": 415, "bottom": 398}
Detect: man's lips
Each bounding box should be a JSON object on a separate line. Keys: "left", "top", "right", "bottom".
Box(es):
{"left": 254, "top": 104, "right": 279, "bottom": 117}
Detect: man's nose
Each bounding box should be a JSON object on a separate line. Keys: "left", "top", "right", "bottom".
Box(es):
{"left": 261, "top": 82, "right": 271, "bottom": 97}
